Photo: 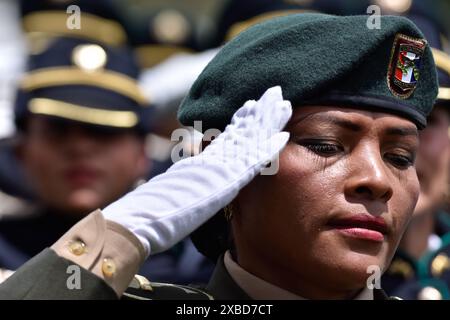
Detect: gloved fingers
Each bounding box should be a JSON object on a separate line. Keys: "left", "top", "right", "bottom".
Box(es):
{"left": 272, "top": 100, "right": 293, "bottom": 131}
{"left": 235, "top": 86, "right": 292, "bottom": 132}
{"left": 246, "top": 86, "right": 280, "bottom": 127}
{"left": 231, "top": 99, "right": 257, "bottom": 127}
{"left": 230, "top": 86, "right": 283, "bottom": 127}
{"left": 252, "top": 131, "right": 290, "bottom": 171}
{"left": 268, "top": 131, "right": 290, "bottom": 157}
{"left": 239, "top": 131, "right": 290, "bottom": 168}
{"left": 206, "top": 86, "right": 292, "bottom": 159}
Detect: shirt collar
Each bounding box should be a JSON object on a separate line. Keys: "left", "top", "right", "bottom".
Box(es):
{"left": 223, "top": 251, "right": 374, "bottom": 300}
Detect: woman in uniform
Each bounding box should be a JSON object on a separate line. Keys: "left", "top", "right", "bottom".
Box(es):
{"left": 0, "top": 13, "right": 439, "bottom": 300}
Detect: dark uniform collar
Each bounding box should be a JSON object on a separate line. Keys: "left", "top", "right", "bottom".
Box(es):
{"left": 206, "top": 255, "right": 251, "bottom": 300}
{"left": 206, "top": 255, "right": 390, "bottom": 300}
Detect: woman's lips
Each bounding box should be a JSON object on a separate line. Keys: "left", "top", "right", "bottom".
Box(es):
{"left": 327, "top": 214, "right": 389, "bottom": 243}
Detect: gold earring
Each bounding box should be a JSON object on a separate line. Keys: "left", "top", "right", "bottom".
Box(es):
{"left": 224, "top": 204, "right": 234, "bottom": 221}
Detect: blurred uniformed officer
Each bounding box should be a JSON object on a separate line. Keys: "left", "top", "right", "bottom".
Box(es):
{"left": 20, "top": 0, "right": 127, "bottom": 47}
{"left": 0, "top": 36, "right": 214, "bottom": 286}
{"left": 0, "top": 0, "right": 130, "bottom": 199}
{"left": 381, "top": 13, "right": 450, "bottom": 300}
{"left": 0, "top": 36, "right": 151, "bottom": 269}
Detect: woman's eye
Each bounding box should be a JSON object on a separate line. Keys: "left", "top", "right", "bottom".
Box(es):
{"left": 300, "top": 141, "right": 343, "bottom": 157}
{"left": 384, "top": 153, "right": 414, "bottom": 169}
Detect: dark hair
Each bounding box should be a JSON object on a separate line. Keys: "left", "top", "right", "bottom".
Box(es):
{"left": 191, "top": 207, "right": 234, "bottom": 262}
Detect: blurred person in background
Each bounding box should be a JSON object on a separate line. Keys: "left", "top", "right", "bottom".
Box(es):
{"left": 0, "top": 37, "right": 214, "bottom": 285}
{"left": 381, "top": 13, "right": 450, "bottom": 300}
{"left": 0, "top": 36, "right": 151, "bottom": 271}
{"left": 0, "top": 0, "right": 228, "bottom": 286}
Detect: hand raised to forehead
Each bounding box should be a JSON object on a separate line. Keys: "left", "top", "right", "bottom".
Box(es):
{"left": 103, "top": 86, "right": 292, "bottom": 256}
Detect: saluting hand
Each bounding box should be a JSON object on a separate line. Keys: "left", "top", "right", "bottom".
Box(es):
{"left": 103, "top": 86, "right": 292, "bottom": 256}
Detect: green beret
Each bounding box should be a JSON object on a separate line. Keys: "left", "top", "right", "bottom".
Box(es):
{"left": 178, "top": 13, "right": 438, "bottom": 129}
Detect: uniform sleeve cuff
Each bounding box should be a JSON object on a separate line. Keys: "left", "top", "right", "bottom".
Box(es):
{"left": 51, "top": 209, "right": 146, "bottom": 297}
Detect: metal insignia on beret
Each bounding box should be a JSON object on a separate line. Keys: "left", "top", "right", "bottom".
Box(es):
{"left": 387, "top": 34, "right": 427, "bottom": 99}
{"left": 72, "top": 44, "right": 107, "bottom": 72}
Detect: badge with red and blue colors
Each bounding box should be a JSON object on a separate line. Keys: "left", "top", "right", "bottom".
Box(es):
{"left": 388, "top": 34, "right": 427, "bottom": 99}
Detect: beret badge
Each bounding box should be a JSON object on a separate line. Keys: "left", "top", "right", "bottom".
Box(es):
{"left": 388, "top": 33, "right": 427, "bottom": 99}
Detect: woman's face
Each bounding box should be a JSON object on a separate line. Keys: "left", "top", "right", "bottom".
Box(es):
{"left": 414, "top": 106, "right": 450, "bottom": 216}
{"left": 19, "top": 116, "right": 149, "bottom": 217}
{"left": 232, "top": 106, "right": 420, "bottom": 299}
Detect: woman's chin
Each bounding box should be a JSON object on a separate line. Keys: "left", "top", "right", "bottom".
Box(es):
{"left": 310, "top": 243, "right": 388, "bottom": 291}
{"left": 338, "top": 252, "right": 387, "bottom": 286}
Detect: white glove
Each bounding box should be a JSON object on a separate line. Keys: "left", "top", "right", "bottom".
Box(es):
{"left": 103, "top": 86, "right": 292, "bottom": 256}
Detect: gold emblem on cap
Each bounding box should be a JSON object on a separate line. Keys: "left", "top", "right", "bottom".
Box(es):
{"left": 72, "top": 44, "right": 107, "bottom": 72}
{"left": 153, "top": 9, "right": 190, "bottom": 44}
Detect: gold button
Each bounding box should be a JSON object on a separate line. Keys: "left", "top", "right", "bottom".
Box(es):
{"left": 418, "top": 286, "right": 442, "bottom": 300}
{"left": 68, "top": 240, "right": 86, "bottom": 256}
{"left": 102, "top": 259, "right": 116, "bottom": 278}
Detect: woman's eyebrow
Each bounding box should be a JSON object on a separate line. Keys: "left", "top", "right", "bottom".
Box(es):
{"left": 293, "top": 113, "right": 418, "bottom": 137}
{"left": 293, "top": 113, "right": 362, "bottom": 132}
{"left": 384, "top": 127, "right": 418, "bottom": 137}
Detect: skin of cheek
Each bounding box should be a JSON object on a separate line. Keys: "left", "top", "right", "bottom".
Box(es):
{"left": 233, "top": 141, "right": 419, "bottom": 295}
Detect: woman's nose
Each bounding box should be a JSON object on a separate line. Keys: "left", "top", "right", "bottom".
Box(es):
{"left": 344, "top": 146, "right": 393, "bottom": 203}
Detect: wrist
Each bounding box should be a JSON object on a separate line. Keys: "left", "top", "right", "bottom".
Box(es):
{"left": 51, "top": 209, "right": 146, "bottom": 297}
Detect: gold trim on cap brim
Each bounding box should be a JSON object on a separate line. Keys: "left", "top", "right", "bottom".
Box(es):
{"left": 29, "top": 98, "right": 139, "bottom": 128}
{"left": 21, "top": 67, "right": 149, "bottom": 105}
{"left": 432, "top": 48, "right": 450, "bottom": 77}
{"left": 22, "top": 11, "right": 127, "bottom": 46}
{"left": 438, "top": 87, "right": 450, "bottom": 100}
